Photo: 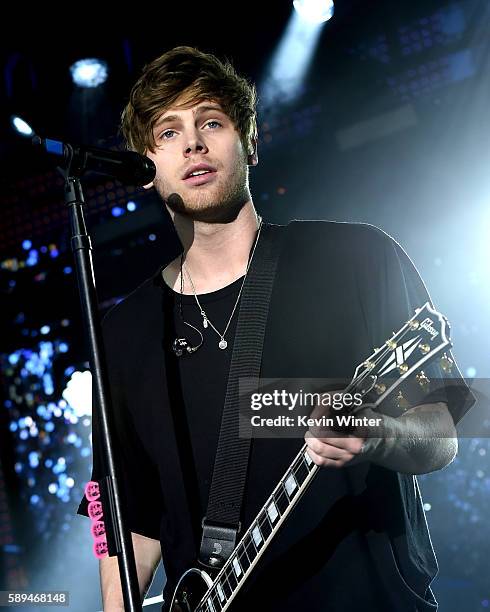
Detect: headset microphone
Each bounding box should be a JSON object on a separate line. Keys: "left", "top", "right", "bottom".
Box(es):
{"left": 172, "top": 321, "right": 204, "bottom": 357}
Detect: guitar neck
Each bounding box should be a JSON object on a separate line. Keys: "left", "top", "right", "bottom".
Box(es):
{"left": 195, "top": 302, "right": 451, "bottom": 612}
{"left": 197, "top": 443, "right": 319, "bottom": 612}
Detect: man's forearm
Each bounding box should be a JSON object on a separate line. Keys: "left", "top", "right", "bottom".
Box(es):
{"left": 100, "top": 532, "right": 162, "bottom": 611}
{"left": 364, "top": 402, "right": 458, "bottom": 474}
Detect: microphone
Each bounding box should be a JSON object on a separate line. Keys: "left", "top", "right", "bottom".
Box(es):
{"left": 32, "top": 136, "right": 156, "bottom": 186}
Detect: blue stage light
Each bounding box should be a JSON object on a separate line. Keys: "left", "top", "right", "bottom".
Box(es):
{"left": 111, "top": 206, "right": 124, "bottom": 217}
{"left": 293, "top": 0, "right": 334, "bottom": 24}
{"left": 8, "top": 353, "right": 19, "bottom": 365}
{"left": 11, "top": 116, "right": 34, "bottom": 137}
{"left": 127, "top": 201, "right": 137, "bottom": 212}
{"left": 26, "top": 249, "right": 39, "bottom": 266}
{"left": 22, "top": 240, "right": 32, "bottom": 250}
{"left": 261, "top": 3, "right": 328, "bottom": 108}
{"left": 70, "top": 58, "right": 108, "bottom": 88}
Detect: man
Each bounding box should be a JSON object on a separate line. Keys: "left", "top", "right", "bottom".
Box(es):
{"left": 78, "top": 46, "right": 472, "bottom": 611}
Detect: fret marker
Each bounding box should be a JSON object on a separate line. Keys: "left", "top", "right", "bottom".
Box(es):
{"left": 252, "top": 525, "right": 263, "bottom": 547}
{"left": 304, "top": 450, "right": 313, "bottom": 465}
{"left": 216, "top": 583, "right": 225, "bottom": 603}
{"left": 232, "top": 557, "right": 242, "bottom": 577}
{"left": 285, "top": 473, "right": 297, "bottom": 496}
{"left": 267, "top": 501, "right": 278, "bottom": 523}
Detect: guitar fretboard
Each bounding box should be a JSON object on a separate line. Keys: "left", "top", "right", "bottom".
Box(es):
{"left": 194, "top": 302, "right": 450, "bottom": 612}
{"left": 197, "top": 444, "right": 318, "bottom": 612}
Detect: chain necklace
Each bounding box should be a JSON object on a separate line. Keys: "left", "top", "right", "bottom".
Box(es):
{"left": 181, "top": 217, "right": 263, "bottom": 350}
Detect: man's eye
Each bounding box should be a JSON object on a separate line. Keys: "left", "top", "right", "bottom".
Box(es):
{"left": 204, "top": 120, "right": 221, "bottom": 129}
{"left": 160, "top": 130, "right": 176, "bottom": 139}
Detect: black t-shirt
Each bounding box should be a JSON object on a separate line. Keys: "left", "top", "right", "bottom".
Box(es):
{"left": 78, "top": 220, "right": 473, "bottom": 612}
{"left": 166, "top": 277, "right": 241, "bottom": 528}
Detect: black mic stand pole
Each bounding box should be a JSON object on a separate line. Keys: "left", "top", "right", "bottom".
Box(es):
{"left": 60, "top": 148, "right": 142, "bottom": 611}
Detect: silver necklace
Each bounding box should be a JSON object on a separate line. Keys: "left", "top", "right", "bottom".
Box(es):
{"left": 181, "top": 217, "right": 263, "bottom": 350}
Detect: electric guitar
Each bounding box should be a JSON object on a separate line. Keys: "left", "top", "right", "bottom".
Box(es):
{"left": 163, "top": 302, "right": 453, "bottom": 611}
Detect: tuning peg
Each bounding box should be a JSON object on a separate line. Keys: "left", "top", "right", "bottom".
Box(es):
{"left": 419, "top": 343, "right": 430, "bottom": 354}
{"left": 416, "top": 371, "right": 430, "bottom": 390}
{"left": 386, "top": 339, "right": 397, "bottom": 350}
{"left": 408, "top": 320, "right": 420, "bottom": 330}
{"left": 375, "top": 383, "right": 386, "bottom": 395}
{"left": 440, "top": 353, "right": 453, "bottom": 373}
{"left": 397, "top": 363, "right": 409, "bottom": 374}
{"left": 363, "top": 360, "right": 375, "bottom": 370}
{"left": 395, "top": 390, "right": 410, "bottom": 410}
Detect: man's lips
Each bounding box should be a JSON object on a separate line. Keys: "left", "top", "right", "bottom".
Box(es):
{"left": 182, "top": 171, "right": 217, "bottom": 186}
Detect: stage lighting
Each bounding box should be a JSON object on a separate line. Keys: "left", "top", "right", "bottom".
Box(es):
{"left": 260, "top": 5, "right": 327, "bottom": 107}
{"left": 62, "top": 370, "right": 92, "bottom": 417}
{"left": 70, "top": 58, "right": 108, "bottom": 88}
{"left": 11, "top": 116, "right": 34, "bottom": 137}
{"left": 111, "top": 206, "right": 124, "bottom": 217}
{"left": 293, "top": 0, "right": 334, "bottom": 24}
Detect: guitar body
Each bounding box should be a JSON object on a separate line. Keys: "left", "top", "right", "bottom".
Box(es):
{"left": 164, "top": 568, "right": 213, "bottom": 612}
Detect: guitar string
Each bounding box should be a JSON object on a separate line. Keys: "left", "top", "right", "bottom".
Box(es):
{"left": 202, "top": 360, "right": 398, "bottom": 611}
{"left": 202, "top": 337, "right": 401, "bottom": 611}
{"left": 200, "top": 316, "right": 436, "bottom": 610}
{"left": 201, "top": 450, "right": 316, "bottom": 610}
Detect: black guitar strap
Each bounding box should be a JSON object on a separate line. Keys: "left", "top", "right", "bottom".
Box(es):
{"left": 199, "top": 221, "right": 285, "bottom": 570}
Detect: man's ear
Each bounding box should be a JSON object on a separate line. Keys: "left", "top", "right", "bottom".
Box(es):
{"left": 143, "top": 149, "right": 155, "bottom": 188}
{"left": 247, "top": 136, "right": 258, "bottom": 166}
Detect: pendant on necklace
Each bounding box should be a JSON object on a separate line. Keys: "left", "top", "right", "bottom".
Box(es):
{"left": 219, "top": 339, "right": 228, "bottom": 350}
{"left": 202, "top": 314, "right": 208, "bottom": 328}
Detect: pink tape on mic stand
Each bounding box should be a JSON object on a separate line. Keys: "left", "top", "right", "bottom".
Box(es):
{"left": 84, "top": 481, "right": 108, "bottom": 559}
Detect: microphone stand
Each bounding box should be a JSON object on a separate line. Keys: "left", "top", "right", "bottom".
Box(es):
{"left": 60, "top": 148, "right": 142, "bottom": 611}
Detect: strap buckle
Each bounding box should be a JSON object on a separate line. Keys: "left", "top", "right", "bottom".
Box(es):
{"left": 198, "top": 517, "right": 241, "bottom": 570}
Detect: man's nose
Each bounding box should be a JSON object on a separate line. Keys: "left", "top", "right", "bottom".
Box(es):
{"left": 184, "top": 131, "right": 208, "bottom": 157}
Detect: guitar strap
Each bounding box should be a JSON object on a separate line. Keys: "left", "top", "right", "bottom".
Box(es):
{"left": 198, "top": 221, "right": 285, "bottom": 570}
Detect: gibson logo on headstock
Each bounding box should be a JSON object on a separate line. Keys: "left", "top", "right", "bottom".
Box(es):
{"left": 420, "top": 317, "right": 439, "bottom": 339}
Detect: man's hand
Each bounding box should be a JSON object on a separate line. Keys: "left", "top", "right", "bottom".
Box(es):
{"left": 304, "top": 394, "right": 457, "bottom": 475}
{"left": 305, "top": 431, "right": 367, "bottom": 468}
{"left": 304, "top": 398, "right": 380, "bottom": 468}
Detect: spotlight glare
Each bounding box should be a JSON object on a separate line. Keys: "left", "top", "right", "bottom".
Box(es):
{"left": 11, "top": 116, "right": 34, "bottom": 137}
{"left": 62, "top": 370, "right": 92, "bottom": 417}
{"left": 70, "top": 58, "right": 108, "bottom": 88}
{"left": 293, "top": 0, "right": 334, "bottom": 24}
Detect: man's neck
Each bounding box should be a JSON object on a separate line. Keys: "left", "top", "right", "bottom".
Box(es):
{"left": 163, "top": 202, "right": 261, "bottom": 294}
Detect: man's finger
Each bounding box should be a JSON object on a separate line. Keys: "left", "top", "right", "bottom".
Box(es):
{"left": 305, "top": 436, "right": 356, "bottom": 460}
{"left": 305, "top": 446, "right": 346, "bottom": 468}
{"left": 306, "top": 431, "right": 365, "bottom": 454}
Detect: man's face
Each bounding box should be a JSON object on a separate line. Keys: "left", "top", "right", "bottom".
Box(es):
{"left": 145, "top": 99, "right": 256, "bottom": 223}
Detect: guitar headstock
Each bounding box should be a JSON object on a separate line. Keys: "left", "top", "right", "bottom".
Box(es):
{"left": 351, "top": 302, "right": 453, "bottom": 408}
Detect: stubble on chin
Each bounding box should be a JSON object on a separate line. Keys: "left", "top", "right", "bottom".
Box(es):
{"left": 155, "top": 162, "right": 250, "bottom": 224}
